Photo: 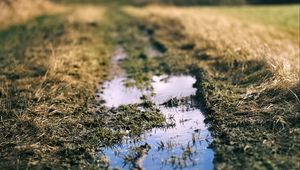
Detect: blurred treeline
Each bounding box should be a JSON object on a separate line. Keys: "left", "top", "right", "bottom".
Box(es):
{"left": 54, "top": 0, "right": 299, "bottom": 5}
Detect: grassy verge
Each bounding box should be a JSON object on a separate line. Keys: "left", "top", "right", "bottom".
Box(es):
{"left": 128, "top": 5, "right": 300, "bottom": 81}
{"left": 0, "top": 7, "right": 110, "bottom": 168}
{"left": 124, "top": 5, "right": 300, "bottom": 169}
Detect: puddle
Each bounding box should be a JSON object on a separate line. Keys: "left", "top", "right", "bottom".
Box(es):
{"left": 100, "top": 77, "right": 144, "bottom": 107}
{"left": 108, "top": 46, "right": 127, "bottom": 77}
{"left": 139, "top": 25, "right": 165, "bottom": 58}
{"left": 151, "top": 75, "right": 197, "bottom": 105}
{"left": 97, "top": 75, "right": 214, "bottom": 170}
{"left": 113, "top": 46, "right": 127, "bottom": 62}
{"left": 146, "top": 44, "right": 164, "bottom": 58}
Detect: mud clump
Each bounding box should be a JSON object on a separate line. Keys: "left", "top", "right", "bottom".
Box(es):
{"left": 161, "top": 96, "right": 195, "bottom": 107}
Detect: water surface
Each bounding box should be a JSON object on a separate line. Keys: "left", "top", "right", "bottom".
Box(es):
{"left": 98, "top": 75, "right": 214, "bottom": 170}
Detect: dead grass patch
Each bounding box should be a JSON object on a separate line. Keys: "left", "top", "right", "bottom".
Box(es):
{"left": 126, "top": 5, "right": 300, "bottom": 85}
{"left": 0, "top": 0, "right": 64, "bottom": 29}
{"left": 0, "top": 6, "right": 110, "bottom": 168}
{"left": 67, "top": 5, "right": 106, "bottom": 23}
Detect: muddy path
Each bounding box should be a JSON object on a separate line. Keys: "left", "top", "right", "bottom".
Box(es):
{"left": 1, "top": 2, "right": 298, "bottom": 169}
{"left": 95, "top": 6, "right": 298, "bottom": 169}
{"left": 93, "top": 9, "right": 215, "bottom": 169}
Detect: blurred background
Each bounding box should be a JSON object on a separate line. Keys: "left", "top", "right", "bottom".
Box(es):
{"left": 52, "top": 0, "right": 299, "bottom": 5}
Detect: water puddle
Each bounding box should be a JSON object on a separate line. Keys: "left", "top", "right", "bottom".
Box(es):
{"left": 100, "top": 77, "right": 144, "bottom": 107}
{"left": 146, "top": 44, "right": 164, "bottom": 58}
{"left": 109, "top": 46, "right": 127, "bottom": 77}
{"left": 97, "top": 74, "right": 214, "bottom": 170}
{"left": 113, "top": 46, "right": 127, "bottom": 62}
{"left": 139, "top": 25, "right": 166, "bottom": 58}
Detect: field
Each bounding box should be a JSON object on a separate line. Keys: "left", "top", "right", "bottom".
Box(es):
{"left": 0, "top": 1, "right": 299, "bottom": 169}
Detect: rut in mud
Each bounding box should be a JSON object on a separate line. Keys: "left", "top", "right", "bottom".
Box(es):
{"left": 96, "top": 46, "right": 214, "bottom": 169}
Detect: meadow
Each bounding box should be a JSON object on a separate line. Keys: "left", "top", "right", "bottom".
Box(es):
{"left": 0, "top": 0, "right": 299, "bottom": 169}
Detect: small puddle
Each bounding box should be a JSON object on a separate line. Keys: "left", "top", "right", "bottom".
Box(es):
{"left": 113, "top": 46, "right": 127, "bottom": 62}
{"left": 108, "top": 46, "right": 127, "bottom": 78}
{"left": 100, "top": 77, "right": 144, "bottom": 107}
{"left": 146, "top": 44, "right": 164, "bottom": 58}
{"left": 97, "top": 74, "right": 214, "bottom": 169}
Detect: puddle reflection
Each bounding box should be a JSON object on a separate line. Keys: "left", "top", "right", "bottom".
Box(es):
{"left": 98, "top": 75, "right": 214, "bottom": 170}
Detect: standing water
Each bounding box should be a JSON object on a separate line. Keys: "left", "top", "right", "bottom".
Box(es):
{"left": 98, "top": 74, "right": 214, "bottom": 170}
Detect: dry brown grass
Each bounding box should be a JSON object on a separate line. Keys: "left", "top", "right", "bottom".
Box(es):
{"left": 126, "top": 6, "right": 300, "bottom": 86}
{"left": 67, "top": 5, "right": 105, "bottom": 23}
{"left": 0, "top": 0, "right": 65, "bottom": 29}
{"left": 0, "top": 5, "right": 110, "bottom": 168}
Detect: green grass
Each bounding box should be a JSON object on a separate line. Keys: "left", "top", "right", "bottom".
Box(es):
{"left": 218, "top": 5, "right": 300, "bottom": 35}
